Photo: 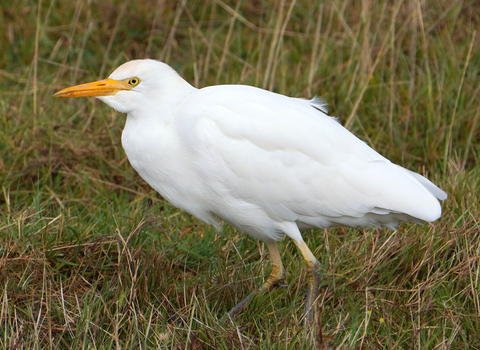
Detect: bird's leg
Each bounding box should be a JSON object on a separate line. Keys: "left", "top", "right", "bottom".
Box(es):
{"left": 260, "top": 241, "right": 287, "bottom": 290}
{"left": 293, "top": 239, "right": 321, "bottom": 326}
{"left": 227, "top": 241, "right": 286, "bottom": 319}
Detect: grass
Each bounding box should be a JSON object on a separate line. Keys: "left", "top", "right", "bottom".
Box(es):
{"left": 1, "top": 0, "right": 479, "bottom": 348}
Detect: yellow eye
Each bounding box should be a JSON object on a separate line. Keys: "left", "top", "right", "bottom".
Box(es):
{"left": 128, "top": 77, "right": 141, "bottom": 86}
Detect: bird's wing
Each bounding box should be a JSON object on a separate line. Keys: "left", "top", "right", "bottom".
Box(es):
{"left": 175, "top": 85, "right": 444, "bottom": 228}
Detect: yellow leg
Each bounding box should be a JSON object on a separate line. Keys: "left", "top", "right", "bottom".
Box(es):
{"left": 293, "top": 239, "right": 321, "bottom": 326}
{"left": 261, "top": 242, "right": 286, "bottom": 290}
{"left": 227, "top": 242, "right": 286, "bottom": 319}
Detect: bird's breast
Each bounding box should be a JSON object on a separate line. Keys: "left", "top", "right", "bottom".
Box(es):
{"left": 121, "top": 117, "right": 199, "bottom": 209}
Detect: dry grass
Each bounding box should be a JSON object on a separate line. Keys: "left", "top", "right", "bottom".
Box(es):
{"left": 1, "top": 0, "right": 480, "bottom": 348}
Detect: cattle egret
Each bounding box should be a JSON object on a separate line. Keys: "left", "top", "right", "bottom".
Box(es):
{"left": 54, "top": 59, "right": 447, "bottom": 325}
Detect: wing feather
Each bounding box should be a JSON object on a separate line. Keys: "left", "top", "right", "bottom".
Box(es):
{"left": 175, "top": 85, "right": 444, "bottom": 230}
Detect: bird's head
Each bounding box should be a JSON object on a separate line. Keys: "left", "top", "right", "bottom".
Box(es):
{"left": 54, "top": 59, "right": 193, "bottom": 114}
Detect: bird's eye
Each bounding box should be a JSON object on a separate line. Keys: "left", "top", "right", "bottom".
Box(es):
{"left": 128, "top": 77, "right": 141, "bottom": 86}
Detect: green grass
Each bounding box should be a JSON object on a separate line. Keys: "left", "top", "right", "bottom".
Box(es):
{"left": 1, "top": 0, "right": 479, "bottom": 348}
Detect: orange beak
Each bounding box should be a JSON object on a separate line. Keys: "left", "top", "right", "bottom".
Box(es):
{"left": 54, "top": 78, "right": 131, "bottom": 98}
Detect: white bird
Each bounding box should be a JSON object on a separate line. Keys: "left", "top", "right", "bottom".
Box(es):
{"left": 54, "top": 59, "right": 447, "bottom": 324}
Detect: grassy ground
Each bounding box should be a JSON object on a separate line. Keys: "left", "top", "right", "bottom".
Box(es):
{"left": 1, "top": 0, "right": 479, "bottom": 348}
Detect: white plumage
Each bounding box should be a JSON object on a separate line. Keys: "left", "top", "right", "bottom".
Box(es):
{"left": 55, "top": 59, "right": 447, "bottom": 323}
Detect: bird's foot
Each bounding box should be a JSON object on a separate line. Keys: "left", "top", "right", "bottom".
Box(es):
{"left": 304, "top": 260, "right": 322, "bottom": 326}
{"left": 226, "top": 292, "right": 255, "bottom": 320}
{"left": 224, "top": 241, "right": 286, "bottom": 322}
{"left": 225, "top": 271, "right": 287, "bottom": 321}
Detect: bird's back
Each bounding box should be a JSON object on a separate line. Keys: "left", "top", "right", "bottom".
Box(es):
{"left": 170, "top": 84, "right": 446, "bottom": 240}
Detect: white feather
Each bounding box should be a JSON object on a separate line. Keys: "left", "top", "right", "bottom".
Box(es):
{"left": 99, "top": 59, "right": 446, "bottom": 243}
